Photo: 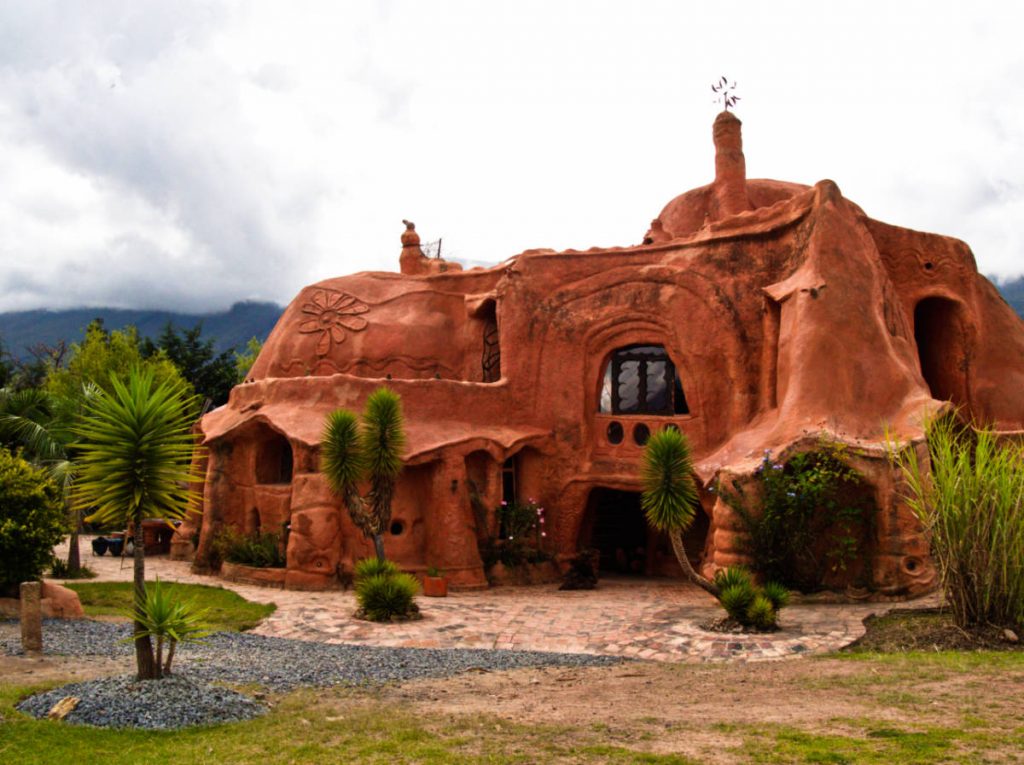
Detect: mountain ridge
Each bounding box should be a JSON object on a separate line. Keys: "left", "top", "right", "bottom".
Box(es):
{"left": 0, "top": 301, "right": 284, "bottom": 360}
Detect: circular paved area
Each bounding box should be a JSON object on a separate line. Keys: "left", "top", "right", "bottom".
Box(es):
{"left": 57, "top": 538, "right": 937, "bottom": 663}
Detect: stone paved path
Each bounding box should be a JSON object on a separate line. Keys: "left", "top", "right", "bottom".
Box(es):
{"left": 58, "top": 538, "right": 938, "bottom": 664}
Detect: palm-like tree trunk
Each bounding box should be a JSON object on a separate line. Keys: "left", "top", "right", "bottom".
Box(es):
{"left": 66, "top": 504, "right": 81, "bottom": 571}
{"left": 373, "top": 533, "right": 386, "bottom": 561}
{"left": 132, "top": 513, "right": 157, "bottom": 679}
{"left": 669, "top": 530, "right": 721, "bottom": 598}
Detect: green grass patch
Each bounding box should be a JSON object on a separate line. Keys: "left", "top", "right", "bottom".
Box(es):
{"left": 0, "top": 684, "right": 697, "bottom": 765}
{"left": 64, "top": 581, "right": 275, "bottom": 632}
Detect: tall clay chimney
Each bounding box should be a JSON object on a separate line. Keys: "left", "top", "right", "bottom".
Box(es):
{"left": 712, "top": 111, "right": 752, "bottom": 218}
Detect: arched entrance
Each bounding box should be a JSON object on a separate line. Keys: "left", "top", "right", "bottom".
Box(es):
{"left": 913, "top": 297, "right": 969, "bottom": 406}
{"left": 579, "top": 488, "right": 708, "bottom": 576}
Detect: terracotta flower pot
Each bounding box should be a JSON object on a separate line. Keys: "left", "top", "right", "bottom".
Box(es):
{"left": 422, "top": 575, "right": 448, "bottom": 597}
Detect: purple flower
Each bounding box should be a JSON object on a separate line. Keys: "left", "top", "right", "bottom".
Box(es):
{"left": 500, "top": 501, "right": 508, "bottom": 506}
{"left": 541, "top": 532, "right": 547, "bottom": 538}
{"left": 772, "top": 464, "right": 784, "bottom": 471}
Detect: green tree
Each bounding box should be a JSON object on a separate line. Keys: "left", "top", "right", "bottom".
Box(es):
{"left": 640, "top": 428, "right": 720, "bottom": 598}
{"left": 233, "top": 336, "right": 263, "bottom": 382}
{"left": 47, "top": 320, "right": 187, "bottom": 404}
{"left": 73, "top": 367, "right": 200, "bottom": 679}
{"left": 321, "top": 388, "right": 406, "bottom": 562}
{"left": 0, "top": 386, "right": 91, "bottom": 571}
{"left": 141, "top": 323, "right": 238, "bottom": 406}
{"left": 0, "top": 447, "right": 67, "bottom": 596}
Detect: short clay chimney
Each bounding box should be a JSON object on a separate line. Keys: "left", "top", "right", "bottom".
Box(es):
{"left": 712, "top": 111, "right": 752, "bottom": 218}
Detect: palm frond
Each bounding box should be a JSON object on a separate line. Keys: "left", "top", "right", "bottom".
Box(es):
{"left": 640, "top": 428, "right": 698, "bottom": 532}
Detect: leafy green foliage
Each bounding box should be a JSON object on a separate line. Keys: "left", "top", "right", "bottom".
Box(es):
{"left": 483, "top": 498, "right": 550, "bottom": 568}
{"left": 762, "top": 580, "right": 791, "bottom": 611}
{"left": 71, "top": 366, "right": 201, "bottom": 679}
{"left": 233, "top": 336, "right": 263, "bottom": 382}
{"left": 73, "top": 367, "right": 200, "bottom": 529}
{"left": 721, "top": 443, "right": 874, "bottom": 592}
{"left": 213, "top": 529, "right": 285, "bottom": 568}
{"left": 321, "top": 409, "right": 365, "bottom": 494}
{"left": 640, "top": 428, "right": 698, "bottom": 532}
{"left": 49, "top": 557, "right": 96, "bottom": 579}
{"left": 47, "top": 320, "right": 189, "bottom": 406}
{"left": 126, "top": 577, "right": 209, "bottom": 676}
{"left": 0, "top": 448, "right": 67, "bottom": 594}
{"left": 141, "top": 322, "right": 238, "bottom": 406}
{"left": 891, "top": 416, "right": 1024, "bottom": 630}
{"left": 713, "top": 567, "right": 787, "bottom": 630}
{"left": 355, "top": 572, "right": 420, "bottom": 621}
{"left": 354, "top": 557, "right": 400, "bottom": 581}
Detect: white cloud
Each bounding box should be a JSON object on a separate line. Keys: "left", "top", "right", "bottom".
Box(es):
{"left": 0, "top": 0, "right": 1022, "bottom": 312}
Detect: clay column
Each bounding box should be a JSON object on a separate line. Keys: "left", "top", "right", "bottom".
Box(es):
{"left": 712, "top": 111, "right": 752, "bottom": 218}
{"left": 20, "top": 581, "right": 43, "bottom": 654}
{"left": 425, "top": 455, "right": 487, "bottom": 588}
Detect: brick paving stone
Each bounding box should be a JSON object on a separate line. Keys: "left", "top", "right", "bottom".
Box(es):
{"left": 55, "top": 536, "right": 940, "bottom": 665}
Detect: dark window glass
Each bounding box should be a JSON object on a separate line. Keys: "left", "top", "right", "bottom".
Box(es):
{"left": 607, "top": 421, "right": 624, "bottom": 444}
{"left": 599, "top": 344, "right": 688, "bottom": 415}
{"left": 501, "top": 457, "right": 516, "bottom": 505}
{"left": 633, "top": 423, "right": 651, "bottom": 446}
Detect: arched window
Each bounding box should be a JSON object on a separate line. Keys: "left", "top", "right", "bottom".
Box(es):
{"left": 599, "top": 344, "right": 689, "bottom": 415}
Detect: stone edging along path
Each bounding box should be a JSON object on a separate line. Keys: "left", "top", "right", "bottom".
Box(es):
{"left": 57, "top": 539, "right": 940, "bottom": 664}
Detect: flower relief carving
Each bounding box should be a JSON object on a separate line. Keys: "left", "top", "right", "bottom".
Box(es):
{"left": 298, "top": 289, "right": 370, "bottom": 356}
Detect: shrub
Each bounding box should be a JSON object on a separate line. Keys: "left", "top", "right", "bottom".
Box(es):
{"left": 713, "top": 566, "right": 788, "bottom": 630}
{"left": 891, "top": 417, "right": 1024, "bottom": 630}
{"left": 484, "top": 498, "right": 550, "bottom": 568}
{"left": 721, "top": 442, "right": 874, "bottom": 592}
{"left": 761, "top": 580, "right": 791, "bottom": 611}
{"left": 128, "top": 577, "right": 208, "bottom": 677}
{"left": 213, "top": 529, "right": 285, "bottom": 568}
{"left": 354, "top": 557, "right": 399, "bottom": 581}
{"left": 50, "top": 558, "right": 96, "bottom": 579}
{"left": 0, "top": 448, "right": 67, "bottom": 595}
{"left": 746, "top": 594, "right": 778, "bottom": 630}
{"left": 355, "top": 572, "right": 420, "bottom": 621}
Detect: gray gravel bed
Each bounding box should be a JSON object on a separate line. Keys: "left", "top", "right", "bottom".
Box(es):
{"left": 15, "top": 673, "right": 266, "bottom": 729}
{"left": 2, "top": 619, "right": 624, "bottom": 691}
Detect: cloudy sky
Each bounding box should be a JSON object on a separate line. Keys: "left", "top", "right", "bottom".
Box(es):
{"left": 1, "top": 1, "right": 1021, "bottom": 313}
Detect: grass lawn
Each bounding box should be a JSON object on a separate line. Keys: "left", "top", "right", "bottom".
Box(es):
{"left": 2, "top": 649, "right": 1023, "bottom": 764}
{"left": 63, "top": 581, "right": 275, "bottom": 632}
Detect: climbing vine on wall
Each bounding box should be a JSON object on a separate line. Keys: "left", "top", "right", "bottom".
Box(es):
{"left": 718, "top": 442, "right": 875, "bottom": 592}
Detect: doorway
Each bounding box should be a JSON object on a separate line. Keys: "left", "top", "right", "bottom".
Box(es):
{"left": 914, "top": 297, "right": 968, "bottom": 406}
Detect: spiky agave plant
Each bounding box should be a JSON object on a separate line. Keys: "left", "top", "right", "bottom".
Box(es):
{"left": 640, "top": 428, "right": 720, "bottom": 598}
{"left": 73, "top": 367, "right": 200, "bottom": 679}
{"left": 321, "top": 387, "right": 406, "bottom": 561}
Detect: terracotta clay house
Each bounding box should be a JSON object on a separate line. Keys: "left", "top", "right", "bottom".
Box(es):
{"left": 181, "top": 112, "right": 1024, "bottom": 593}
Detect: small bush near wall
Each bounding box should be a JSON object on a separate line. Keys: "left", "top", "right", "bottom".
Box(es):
{"left": 719, "top": 442, "right": 875, "bottom": 593}
{"left": 481, "top": 498, "right": 551, "bottom": 568}
{"left": 212, "top": 529, "right": 286, "bottom": 568}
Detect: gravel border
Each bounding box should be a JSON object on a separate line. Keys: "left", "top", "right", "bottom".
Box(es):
{"left": 4, "top": 619, "right": 624, "bottom": 728}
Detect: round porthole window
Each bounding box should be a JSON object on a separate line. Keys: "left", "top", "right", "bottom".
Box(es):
{"left": 390, "top": 520, "right": 405, "bottom": 536}
{"left": 607, "top": 421, "right": 624, "bottom": 445}
{"left": 633, "top": 423, "right": 651, "bottom": 446}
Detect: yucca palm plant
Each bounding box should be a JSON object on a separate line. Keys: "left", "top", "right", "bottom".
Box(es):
{"left": 321, "top": 388, "right": 406, "bottom": 562}
{"left": 126, "top": 577, "right": 209, "bottom": 677}
{"left": 640, "top": 428, "right": 720, "bottom": 598}
{"left": 73, "top": 367, "right": 200, "bottom": 679}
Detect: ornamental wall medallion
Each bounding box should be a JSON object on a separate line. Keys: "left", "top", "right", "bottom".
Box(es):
{"left": 298, "top": 289, "right": 369, "bottom": 356}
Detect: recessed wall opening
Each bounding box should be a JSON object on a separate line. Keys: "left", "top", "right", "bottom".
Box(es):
{"left": 914, "top": 297, "right": 968, "bottom": 406}
{"left": 255, "top": 432, "right": 293, "bottom": 484}
{"left": 480, "top": 300, "right": 501, "bottom": 382}
{"left": 578, "top": 488, "right": 709, "bottom": 577}
{"left": 599, "top": 344, "right": 688, "bottom": 415}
